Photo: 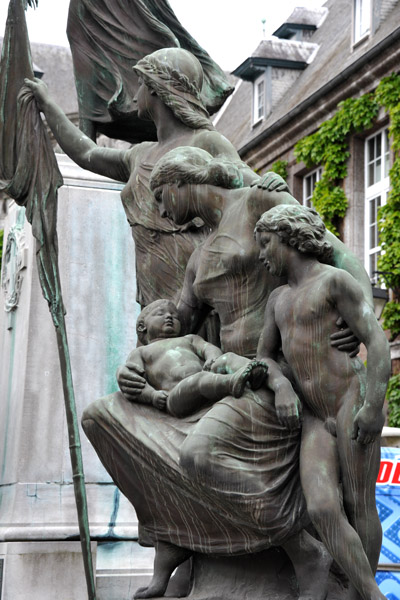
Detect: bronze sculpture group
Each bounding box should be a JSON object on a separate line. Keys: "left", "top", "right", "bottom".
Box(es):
{"left": 23, "top": 15, "right": 390, "bottom": 600}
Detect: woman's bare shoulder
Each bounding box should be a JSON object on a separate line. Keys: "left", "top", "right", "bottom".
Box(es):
{"left": 193, "top": 130, "right": 239, "bottom": 159}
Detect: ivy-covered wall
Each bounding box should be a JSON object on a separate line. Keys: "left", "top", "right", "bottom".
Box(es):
{"left": 270, "top": 159, "right": 288, "bottom": 181}
{"left": 294, "top": 94, "right": 380, "bottom": 235}
{"left": 294, "top": 74, "right": 400, "bottom": 337}
{"left": 374, "top": 74, "right": 400, "bottom": 341}
{"left": 293, "top": 73, "right": 400, "bottom": 424}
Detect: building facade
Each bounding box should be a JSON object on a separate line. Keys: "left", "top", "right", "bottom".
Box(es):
{"left": 215, "top": 0, "right": 400, "bottom": 372}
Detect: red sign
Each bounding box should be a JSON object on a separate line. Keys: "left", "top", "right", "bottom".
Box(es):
{"left": 377, "top": 460, "right": 400, "bottom": 485}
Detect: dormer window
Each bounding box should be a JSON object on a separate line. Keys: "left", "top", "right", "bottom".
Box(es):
{"left": 231, "top": 37, "right": 317, "bottom": 130}
{"left": 354, "top": 0, "right": 371, "bottom": 43}
{"left": 253, "top": 74, "right": 266, "bottom": 124}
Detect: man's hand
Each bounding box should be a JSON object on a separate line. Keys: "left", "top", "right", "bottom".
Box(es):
{"left": 203, "top": 357, "right": 217, "bottom": 371}
{"left": 117, "top": 361, "right": 146, "bottom": 401}
{"left": 152, "top": 390, "right": 168, "bottom": 411}
{"left": 252, "top": 171, "right": 291, "bottom": 193}
{"left": 24, "top": 77, "right": 49, "bottom": 112}
{"left": 275, "top": 388, "right": 302, "bottom": 430}
{"left": 351, "top": 405, "right": 385, "bottom": 445}
{"left": 330, "top": 316, "right": 360, "bottom": 358}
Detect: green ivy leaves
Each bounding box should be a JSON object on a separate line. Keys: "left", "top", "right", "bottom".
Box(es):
{"left": 270, "top": 159, "right": 288, "bottom": 181}
{"left": 375, "top": 74, "right": 400, "bottom": 338}
{"left": 387, "top": 373, "right": 400, "bottom": 427}
{"left": 294, "top": 73, "right": 400, "bottom": 345}
{"left": 294, "top": 94, "right": 379, "bottom": 234}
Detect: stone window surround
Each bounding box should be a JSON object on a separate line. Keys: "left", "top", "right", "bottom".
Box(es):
{"left": 252, "top": 72, "right": 268, "bottom": 126}
{"left": 303, "top": 166, "right": 323, "bottom": 208}
{"left": 364, "top": 125, "right": 390, "bottom": 282}
{"left": 353, "top": 0, "right": 371, "bottom": 46}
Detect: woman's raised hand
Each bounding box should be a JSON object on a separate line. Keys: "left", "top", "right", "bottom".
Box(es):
{"left": 24, "top": 77, "right": 50, "bottom": 112}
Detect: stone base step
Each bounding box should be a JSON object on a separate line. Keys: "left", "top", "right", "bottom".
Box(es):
{"left": 96, "top": 541, "right": 154, "bottom": 600}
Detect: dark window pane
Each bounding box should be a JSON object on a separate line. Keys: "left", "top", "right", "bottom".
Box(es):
{"left": 368, "top": 137, "right": 374, "bottom": 162}
{"left": 376, "top": 133, "right": 382, "bottom": 158}
{"left": 368, "top": 162, "right": 374, "bottom": 186}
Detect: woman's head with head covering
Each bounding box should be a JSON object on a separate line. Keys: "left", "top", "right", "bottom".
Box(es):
{"left": 133, "top": 48, "right": 214, "bottom": 131}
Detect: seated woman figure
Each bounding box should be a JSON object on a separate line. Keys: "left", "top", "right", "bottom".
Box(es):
{"left": 84, "top": 354, "right": 330, "bottom": 600}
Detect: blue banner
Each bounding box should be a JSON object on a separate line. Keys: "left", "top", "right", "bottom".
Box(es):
{"left": 376, "top": 447, "right": 400, "bottom": 598}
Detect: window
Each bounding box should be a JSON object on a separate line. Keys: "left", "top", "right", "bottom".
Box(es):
{"left": 303, "top": 168, "right": 322, "bottom": 208}
{"left": 354, "top": 0, "right": 371, "bottom": 43}
{"left": 364, "top": 128, "right": 390, "bottom": 282}
{"left": 253, "top": 76, "right": 265, "bottom": 124}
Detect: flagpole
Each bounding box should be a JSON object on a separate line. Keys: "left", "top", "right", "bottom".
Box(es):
{"left": 55, "top": 314, "right": 97, "bottom": 600}
{"left": 1, "top": 2, "right": 97, "bottom": 598}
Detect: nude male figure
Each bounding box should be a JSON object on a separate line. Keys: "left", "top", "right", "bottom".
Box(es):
{"left": 255, "top": 205, "right": 391, "bottom": 600}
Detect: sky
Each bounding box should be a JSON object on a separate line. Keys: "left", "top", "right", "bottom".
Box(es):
{"left": 0, "top": 0, "right": 326, "bottom": 71}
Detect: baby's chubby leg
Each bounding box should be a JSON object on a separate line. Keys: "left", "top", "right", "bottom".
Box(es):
{"left": 167, "top": 360, "right": 268, "bottom": 418}
{"left": 210, "top": 352, "right": 249, "bottom": 374}
{"left": 211, "top": 353, "right": 268, "bottom": 390}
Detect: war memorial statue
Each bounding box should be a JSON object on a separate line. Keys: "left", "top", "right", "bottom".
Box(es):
{"left": 1, "top": 0, "right": 390, "bottom": 599}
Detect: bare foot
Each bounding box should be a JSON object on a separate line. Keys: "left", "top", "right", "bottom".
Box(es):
{"left": 230, "top": 360, "right": 268, "bottom": 397}
{"left": 134, "top": 584, "right": 165, "bottom": 599}
{"left": 134, "top": 541, "right": 192, "bottom": 599}
{"left": 247, "top": 360, "right": 268, "bottom": 390}
{"left": 283, "top": 531, "right": 332, "bottom": 600}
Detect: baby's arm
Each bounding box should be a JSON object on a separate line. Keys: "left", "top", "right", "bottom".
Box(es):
{"left": 187, "top": 335, "right": 224, "bottom": 370}
{"left": 117, "top": 349, "right": 167, "bottom": 411}
{"left": 256, "top": 290, "right": 302, "bottom": 430}
{"left": 331, "top": 271, "right": 391, "bottom": 443}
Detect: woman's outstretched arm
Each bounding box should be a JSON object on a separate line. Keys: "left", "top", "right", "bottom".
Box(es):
{"left": 24, "top": 78, "right": 129, "bottom": 182}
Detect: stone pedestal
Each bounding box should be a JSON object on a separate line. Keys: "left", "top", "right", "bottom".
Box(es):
{"left": 96, "top": 542, "right": 155, "bottom": 600}
{"left": 0, "top": 542, "right": 97, "bottom": 600}
{"left": 0, "top": 155, "right": 150, "bottom": 594}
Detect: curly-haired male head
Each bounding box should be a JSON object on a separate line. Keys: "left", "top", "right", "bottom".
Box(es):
{"left": 254, "top": 204, "right": 334, "bottom": 263}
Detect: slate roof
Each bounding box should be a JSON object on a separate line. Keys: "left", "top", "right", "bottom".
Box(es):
{"left": 250, "top": 38, "right": 317, "bottom": 62}
{"left": 273, "top": 6, "right": 328, "bottom": 38}
{"left": 275, "top": 6, "right": 328, "bottom": 29}
{"left": 0, "top": 38, "right": 78, "bottom": 116}
{"left": 232, "top": 38, "right": 318, "bottom": 81}
{"left": 215, "top": 0, "right": 400, "bottom": 154}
